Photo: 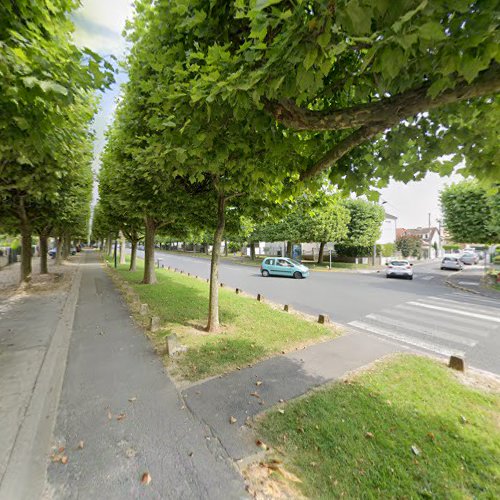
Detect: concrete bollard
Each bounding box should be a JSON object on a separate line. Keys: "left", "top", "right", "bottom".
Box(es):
{"left": 206, "top": 278, "right": 209, "bottom": 283}
{"left": 149, "top": 316, "right": 161, "bottom": 332}
{"left": 139, "top": 303, "right": 149, "bottom": 316}
{"left": 165, "top": 333, "right": 187, "bottom": 357}
{"left": 283, "top": 304, "right": 291, "bottom": 312}
{"left": 235, "top": 288, "right": 242, "bottom": 294}
{"left": 318, "top": 314, "right": 330, "bottom": 324}
{"left": 257, "top": 294, "right": 264, "bottom": 302}
{"left": 449, "top": 355, "right": 465, "bottom": 372}
{"left": 220, "top": 283, "right": 224, "bottom": 287}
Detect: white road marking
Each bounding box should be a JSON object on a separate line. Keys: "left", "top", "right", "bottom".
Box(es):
{"left": 447, "top": 293, "right": 499, "bottom": 307}
{"left": 407, "top": 301, "right": 500, "bottom": 323}
{"left": 458, "top": 281, "right": 479, "bottom": 286}
{"left": 349, "top": 321, "right": 465, "bottom": 358}
{"left": 424, "top": 296, "right": 500, "bottom": 318}
{"left": 365, "top": 314, "right": 477, "bottom": 346}
{"left": 384, "top": 308, "right": 490, "bottom": 337}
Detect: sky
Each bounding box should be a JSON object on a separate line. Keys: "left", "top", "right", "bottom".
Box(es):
{"left": 72, "top": 0, "right": 461, "bottom": 229}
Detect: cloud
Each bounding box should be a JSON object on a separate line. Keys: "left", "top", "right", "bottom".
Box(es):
{"left": 72, "top": 0, "right": 135, "bottom": 57}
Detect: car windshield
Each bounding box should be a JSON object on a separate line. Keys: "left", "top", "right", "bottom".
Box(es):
{"left": 289, "top": 259, "right": 302, "bottom": 266}
{"left": 390, "top": 261, "right": 408, "bottom": 266}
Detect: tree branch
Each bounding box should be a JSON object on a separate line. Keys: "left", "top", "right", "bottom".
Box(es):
{"left": 265, "top": 63, "right": 500, "bottom": 132}
{"left": 300, "top": 123, "right": 387, "bottom": 181}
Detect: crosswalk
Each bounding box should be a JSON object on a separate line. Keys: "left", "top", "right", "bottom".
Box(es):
{"left": 348, "top": 292, "right": 499, "bottom": 358}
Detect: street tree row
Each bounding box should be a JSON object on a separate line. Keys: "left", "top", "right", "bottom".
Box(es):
{"left": 0, "top": 0, "right": 113, "bottom": 282}
{"left": 98, "top": 0, "right": 499, "bottom": 332}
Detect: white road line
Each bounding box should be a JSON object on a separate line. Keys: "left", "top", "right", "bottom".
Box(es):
{"left": 425, "top": 296, "right": 500, "bottom": 318}
{"left": 447, "top": 293, "right": 499, "bottom": 307}
{"left": 349, "top": 321, "right": 465, "bottom": 358}
{"left": 407, "top": 301, "right": 500, "bottom": 323}
{"left": 383, "top": 308, "right": 490, "bottom": 337}
{"left": 365, "top": 314, "right": 477, "bottom": 346}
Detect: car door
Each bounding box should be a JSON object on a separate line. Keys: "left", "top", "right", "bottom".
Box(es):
{"left": 276, "top": 258, "right": 293, "bottom": 276}
{"left": 265, "top": 258, "right": 277, "bottom": 275}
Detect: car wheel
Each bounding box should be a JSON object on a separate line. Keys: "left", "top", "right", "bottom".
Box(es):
{"left": 262, "top": 270, "right": 270, "bottom": 277}
{"left": 293, "top": 271, "right": 302, "bottom": 279}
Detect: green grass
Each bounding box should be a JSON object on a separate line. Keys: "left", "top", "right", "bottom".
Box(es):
{"left": 256, "top": 355, "right": 500, "bottom": 499}
{"left": 108, "top": 256, "right": 337, "bottom": 381}
{"left": 303, "top": 261, "right": 374, "bottom": 271}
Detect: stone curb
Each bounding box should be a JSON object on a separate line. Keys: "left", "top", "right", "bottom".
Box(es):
{"left": 0, "top": 262, "right": 83, "bottom": 499}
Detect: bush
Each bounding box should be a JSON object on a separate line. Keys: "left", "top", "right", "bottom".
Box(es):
{"left": 380, "top": 243, "right": 395, "bottom": 257}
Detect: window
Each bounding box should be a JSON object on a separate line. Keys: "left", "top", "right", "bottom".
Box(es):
{"left": 267, "top": 259, "right": 275, "bottom": 265}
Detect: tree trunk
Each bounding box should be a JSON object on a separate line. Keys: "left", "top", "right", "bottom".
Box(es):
{"left": 129, "top": 239, "right": 138, "bottom": 272}
{"left": 143, "top": 217, "right": 157, "bottom": 284}
{"left": 250, "top": 241, "right": 256, "bottom": 260}
{"left": 107, "top": 235, "right": 113, "bottom": 255}
{"left": 55, "top": 236, "right": 63, "bottom": 265}
{"left": 224, "top": 239, "right": 228, "bottom": 256}
{"left": 62, "top": 234, "right": 70, "bottom": 260}
{"left": 39, "top": 231, "right": 49, "bottom": 274}
{"left": 119, "top": 231, "right": 126, "bottom": 265}
{"left": 317, "top": 242, "right": 326, "bottom": 264}
{"left": 286, "top": 241, "right": 292, "bottom": 258}
{"left": 18, "top": 197, "right": 32, "bottom": 284}
{"left": 207, "top": 192, "right": 225, "bottom": 332}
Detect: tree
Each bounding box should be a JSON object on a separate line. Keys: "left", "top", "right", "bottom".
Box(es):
{"left": 396, "top": 234, "right": 422, "bottom": 258}
{"left": 340, "top": 199, "right": 385, "bottom": 246}
{"left": 440, "top": 181, "right": 500, "bottom": 243}
{"left": 0, "top": 0, "right": 112, "bottom": 282}
{"left": 183, "top": 0, "right": 500, "bottom": 189}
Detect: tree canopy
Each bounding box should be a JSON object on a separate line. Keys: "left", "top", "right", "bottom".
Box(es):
{"left": 440, "top": 180, "right": 500, "bottom": 244}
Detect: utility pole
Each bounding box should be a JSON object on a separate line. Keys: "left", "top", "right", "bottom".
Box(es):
{"left": 428, "top": 212, "right": 432, "bottom": 259}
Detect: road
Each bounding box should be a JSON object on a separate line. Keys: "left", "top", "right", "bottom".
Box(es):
{"left": 140, "top": 250, "right": 500, "bottom": 375}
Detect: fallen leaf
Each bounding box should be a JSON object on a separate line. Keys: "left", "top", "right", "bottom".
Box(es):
{"left": 278, "top": 409, "right": 285, "bottom": 414}
{"left": 263, "top": 463, "right": 302, "bottom": 483}
{"left": 386, "top": 400, "right": 392, "bottom": 406}
{"left": 141, "top": 472, "right": 152, "bottom": 485}
{"left": 297, "top": 427, "right": 305, "bottom": 433}
{"left": 116, "top": 412, "right": 127, "bottom": 421}
{"left": 411, "top": 445, "right": 421, "bottom": 456}
{"left": 128, "top": 397, "right": 137, "bottom": 402}
{"left": 427, "top": 432, "right": 435, "bottom": 441}
{"left": 365, "top": 432, "right": 374, "bottom": 439}
{"left": 229, "top": 416, "right": 237, "bottom": 424}
{"left": 255, "top": 440, "right": 268, "bottom": 450}
{"left": 78, "top": 441, "right": 84, "bottom": 450}
{"left": 460, "top": 415, "right": 467, "bottom": 424}
{"left": 250, "top": 392, "right": 260, "bottom": 398}
{"left": 58, "top": 446, "right": 65, "bottom": 453}
{"left": 188, "top": 451, "right": 193, "bottom": 457}
{"left": 107, "top": 410, "right": 112, "bottom": 420}
{"left": 255, "top": 381, "right": 263, "bottom": 386}
{"left": 279, "top": 399, "right": 284, "bottom": 403}
{"left": 125, "top": 448, "right": 136, "bottom": 459}
{"left": 61, "top": 456, "right": 68, "bottom": 465}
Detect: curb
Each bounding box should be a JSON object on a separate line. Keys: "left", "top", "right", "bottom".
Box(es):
{"left": 0, "top": 263, "right": 82, "bottom": 500}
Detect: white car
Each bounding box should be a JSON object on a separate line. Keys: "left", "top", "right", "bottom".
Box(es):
{"left": 460, "top": 252, "right": 479, "bottom": 265}
{"left": 386, "top": 260, "right": 414, "bottom": 280}
{"left": 441, "top": 256, "right": 463, "bottom": 270}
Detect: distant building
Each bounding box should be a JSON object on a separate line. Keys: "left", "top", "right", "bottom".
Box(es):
{"left": 377, "top": 212, "right": 398, "bottom": 245}
{"left": 397, "top": 227, "right": 442, "bottom": 259}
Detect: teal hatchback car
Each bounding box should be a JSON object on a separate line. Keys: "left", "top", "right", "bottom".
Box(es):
{"left": 260, "top": 257, "right": 310, "bottom": 279}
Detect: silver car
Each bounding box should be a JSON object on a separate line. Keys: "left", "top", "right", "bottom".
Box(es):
{"left": 386, "top": 260, "right": 414, "bottom": 280}
{"left": 460, "top": 252, "right": 479, "bottom": 265}
{"left": 441, "top": 256, "right": 463, "bottom": 270}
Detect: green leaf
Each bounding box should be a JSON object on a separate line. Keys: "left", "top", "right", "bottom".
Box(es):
{"left": 418, "top": 21, "right": 446, "bottom": 41}
{"left": 345, "top": 0, "right": 372, "bottom": 35}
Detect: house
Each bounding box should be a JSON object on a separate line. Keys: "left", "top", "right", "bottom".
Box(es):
{"left": 377, "top": 212, "right": 398, "bottom": 245}
{"left": 398, "top": 227, "right": 442, "bottom": 259}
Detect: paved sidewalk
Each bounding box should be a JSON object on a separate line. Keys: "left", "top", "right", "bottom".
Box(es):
{"left": 446, "top": 267, "right": 500, "bottom": 299}
{"left": 45, "top": 252, "right": 244, "bottom": 499}
{"left": 183, "top": 331, "right": 404, "bottom": 460}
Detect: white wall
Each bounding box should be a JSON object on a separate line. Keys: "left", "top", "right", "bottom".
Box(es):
{"left": 377, "top": 218, "right": 397, "bottom": 245}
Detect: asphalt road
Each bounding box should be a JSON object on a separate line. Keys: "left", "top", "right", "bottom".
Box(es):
{"left": 141, "top": 250, "right": 500, "bottom": 375}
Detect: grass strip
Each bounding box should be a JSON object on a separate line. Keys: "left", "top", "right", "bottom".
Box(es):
{"left": 256, "top": 355, "right": 500, "bottom": 499}
{"left": 108, "top": 256, "right": 337, "bottom": 381}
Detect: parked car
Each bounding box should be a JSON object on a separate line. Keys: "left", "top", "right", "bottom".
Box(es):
{"left": 441, "top": 256, "right": 463, "bottom": 270}
{"left": 385, "top": 259, "right": 413, "bottom": 280}
{"left": 460, "top": 252, "right": 479, "bottom": 265}
{"left": 260, "top": 257, "right": 310, "bottom": 279}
